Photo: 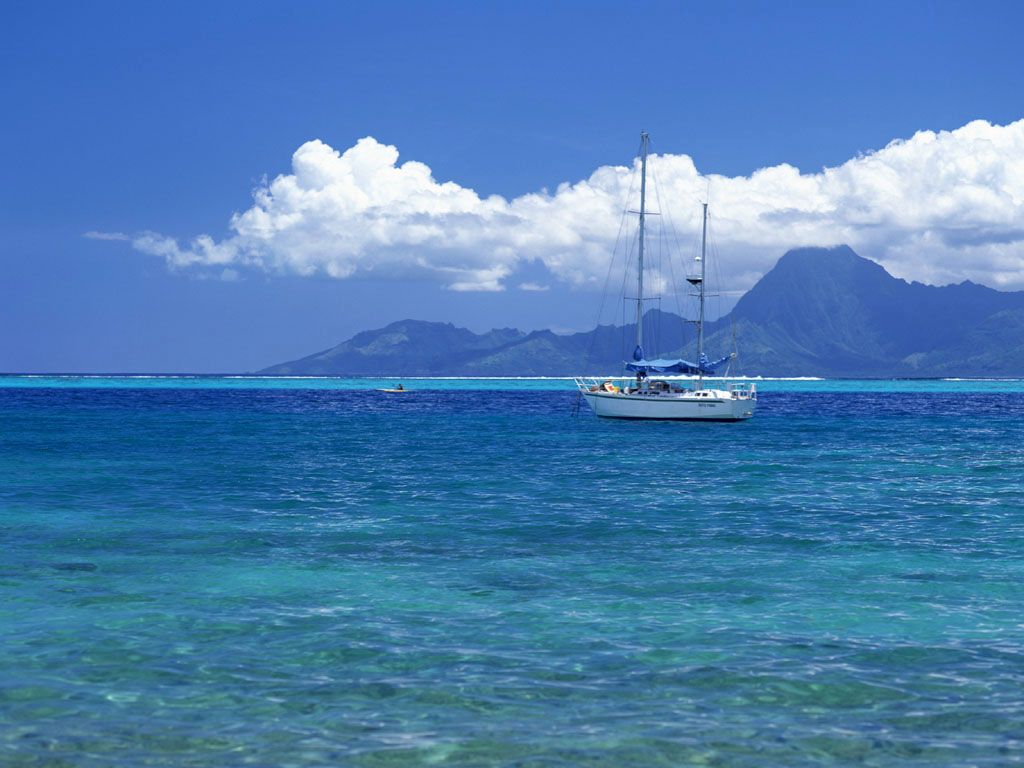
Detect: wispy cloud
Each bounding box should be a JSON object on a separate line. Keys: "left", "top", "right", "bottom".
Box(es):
{"left": 83, "top": 231, "right": 130, "bottom": 241}
{"left": 92, "top": 118, "right": 1024, "bottom": 291}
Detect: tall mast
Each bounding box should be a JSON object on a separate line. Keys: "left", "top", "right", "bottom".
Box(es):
{"left": 635, "top": 131, "right": 649, "bottom": 356}
{"left": 697, "top": 202, "right": 708, "bottom": 389}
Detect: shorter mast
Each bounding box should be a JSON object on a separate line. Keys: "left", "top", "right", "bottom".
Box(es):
{"left": 696, "top": 202, "right": 708, "bottom": 390}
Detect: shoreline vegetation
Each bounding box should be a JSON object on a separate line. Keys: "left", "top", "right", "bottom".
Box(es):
{"left": 3, "top": 375, "right": 1024, "bottom": 394}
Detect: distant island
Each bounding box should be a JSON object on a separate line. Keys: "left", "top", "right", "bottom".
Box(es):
{"left": 259, "top": 246, "right": 1024, "bottom": 378}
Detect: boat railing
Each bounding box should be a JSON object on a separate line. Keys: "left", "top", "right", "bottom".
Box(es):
{"left": 575, "top": 377, "right": 627, "bottom": 394}
{"left": 727, "top": 381, "right": 757, "bottom": 399}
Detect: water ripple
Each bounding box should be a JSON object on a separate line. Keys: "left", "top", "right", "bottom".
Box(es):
{"left": 2, "top": 386, "right": 1024, "bottom": 765}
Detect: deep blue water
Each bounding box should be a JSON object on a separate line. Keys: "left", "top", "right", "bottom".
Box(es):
{"left": 3, "top": 378, "right": 1024, "bottom": 766}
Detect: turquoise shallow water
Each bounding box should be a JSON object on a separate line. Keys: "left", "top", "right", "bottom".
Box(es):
{"left": 2, "top": 377, "right": 1024, "bottom": 766}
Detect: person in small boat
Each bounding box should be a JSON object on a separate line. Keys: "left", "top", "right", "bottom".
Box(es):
{"left": 395, "top": 383, "right": 404, "bottom": 391}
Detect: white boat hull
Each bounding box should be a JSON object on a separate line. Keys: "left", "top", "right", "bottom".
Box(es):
{"left": 580, "top": 389, "right": 755, "bottom": 421}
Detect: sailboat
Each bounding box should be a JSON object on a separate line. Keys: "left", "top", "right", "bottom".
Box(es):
{"left": 575, "top": 132, "right": 757, "bottom": 421}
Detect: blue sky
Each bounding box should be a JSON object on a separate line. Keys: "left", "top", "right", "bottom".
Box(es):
{"left": 2, "top": 1, "right": 1023, "bottom": 372}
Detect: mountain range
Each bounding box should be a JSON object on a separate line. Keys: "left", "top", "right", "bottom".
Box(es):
{"left": 259, "top": 246, "right": 1024, "bottom": 377}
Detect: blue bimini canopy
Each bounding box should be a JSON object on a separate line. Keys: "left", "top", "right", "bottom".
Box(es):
{"left": 625, "top": 352, "right": 732, "bottom": 376}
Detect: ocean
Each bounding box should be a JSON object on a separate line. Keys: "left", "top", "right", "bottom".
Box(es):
{"left": 2, "top": 377, "right": 1023, "bottom": 766}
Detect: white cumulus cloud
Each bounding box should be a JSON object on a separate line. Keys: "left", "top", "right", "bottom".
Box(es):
{"left": 98, "top": 118, "right": 1024, "bottom": 291}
